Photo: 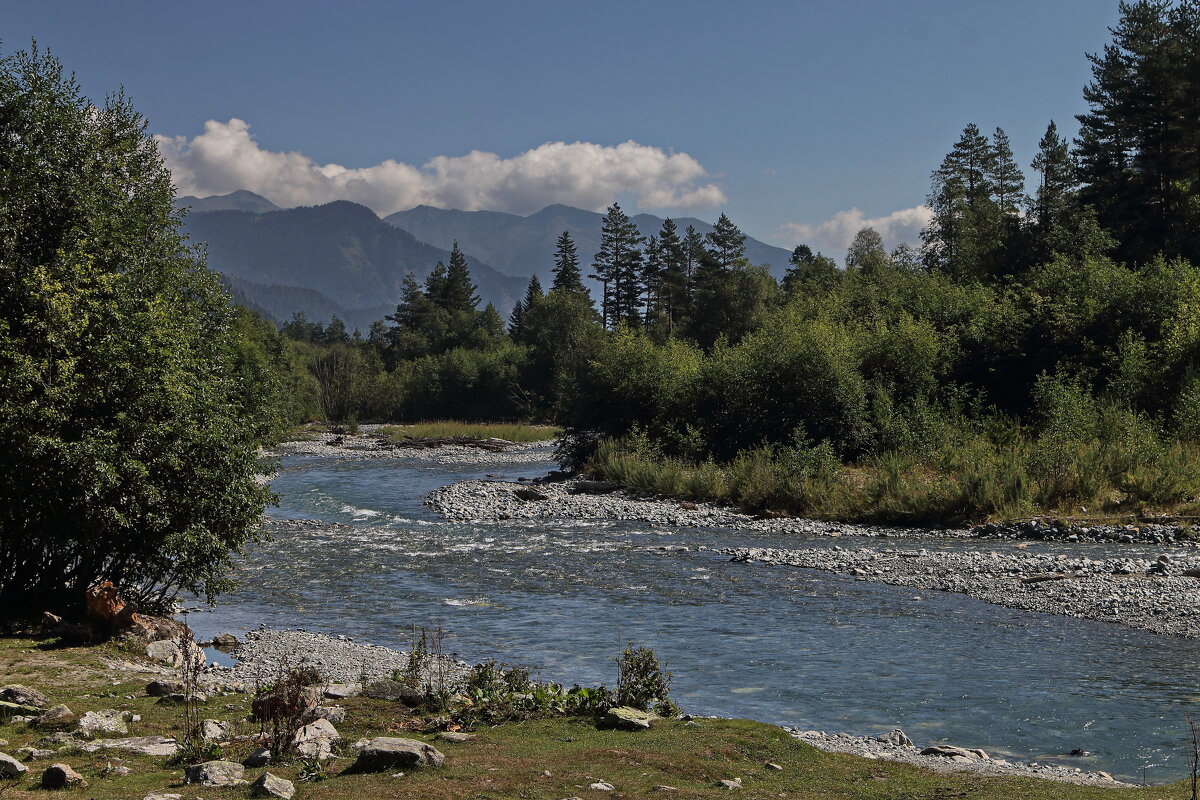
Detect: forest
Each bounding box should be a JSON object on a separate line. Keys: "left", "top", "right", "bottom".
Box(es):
{"left": 233, "top": 1, "right": 1200, "bottom": 524}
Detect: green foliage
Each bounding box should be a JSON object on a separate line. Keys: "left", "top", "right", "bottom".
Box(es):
{"left": 0, "top": 44, "right": 273, "bottom": 616}
{"left": 617, "top": 644, "right": 677, "bottom": 717}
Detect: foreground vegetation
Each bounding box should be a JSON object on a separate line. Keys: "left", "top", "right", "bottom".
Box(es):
{"left": 0, "top": 636, "right": 1191, "bottom": 799}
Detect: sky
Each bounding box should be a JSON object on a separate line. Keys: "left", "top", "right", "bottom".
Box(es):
{"left": 5, "top": 0, "right": 1123, "bottom": 257}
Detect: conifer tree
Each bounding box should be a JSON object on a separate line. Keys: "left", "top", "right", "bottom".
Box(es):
{"left": 551, "top": 230, "right": 588, "bottom": 297}
{"left": 508, "top": 299, "right": 525, "bottom": 336}
{"left": 641, "top": 234, "right": 662, "bottom": 325}
{"left": 706, "top": 213, "right": 747, "bottom": 269}
{"left": 989, "top": 127, "right": 1025, "bottom": 217}
{"left": 657, "top": 218, "right": 688, "bottom": 332}
{"left": 922, "top": 123, "right": 1003, "bottom": 280}
{"left": 590, "top": 203, "right": 644, "bottom": 328}
{"left": 440, "top": 242, "right": 480, "bottom": 313}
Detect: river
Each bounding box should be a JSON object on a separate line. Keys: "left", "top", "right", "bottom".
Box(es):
{"left": 190, "top": 450, "right": 1200, "bottom": 782}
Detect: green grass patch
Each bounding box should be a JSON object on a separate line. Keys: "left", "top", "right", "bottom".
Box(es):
{"left": 376, "top": 420, "right": 560, "bottom": 443}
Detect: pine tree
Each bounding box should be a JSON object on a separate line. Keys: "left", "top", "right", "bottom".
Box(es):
{"left": 551, "top": 230, "right": 588, "bottom": 297}
{"left": 424, "top": 261, "right": 448, "bottom": 302}
{"left": 706, "top": 213, "right": 747, "bottom": 269}
{"left": 989, "top": 127, "right": 1025, "bottom": 216}
{"left": 1030, "top": 120, "right": 1076, "bottom": 229}
{"left": 922, "top": 123, "right": 1003, "bottom": 280}
{"left": 641, "top": 234, "right": 662, "bottom": 325}
{"left": 781, "top": 244, "right": 840, "bottom": 295}
{"left": 508, "top": 299, "right": 525, "bottom": 336}
{"left": 1027, "top": 120, "right": 1113, "bottom": 263}
{"left": 657, "top": 218, "right": 688, "bottom": 333}
{"left": 510, "top": 274, "right": 544, "bottom": 341}
{"left": 590, "top": 203, "right": 644, "bottom": 328}
{"left": 523, "top": 273, "right": 544, "bottom": 308}
{"left": 682, "top": 224, "right": 705, "bottom": 301}
{"left": 439, "top": 242, "right": 480, "bottom": 313}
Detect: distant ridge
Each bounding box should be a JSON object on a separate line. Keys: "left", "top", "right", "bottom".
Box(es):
{"left": 385, "top": 203, "right": 795, "bottom": 287}
{"left": 175, "top": 189, "right": 282, "bottom": 214}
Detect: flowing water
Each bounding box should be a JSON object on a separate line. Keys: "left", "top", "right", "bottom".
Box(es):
{"left": 192, "top": 452, "right": 1200, "bottom": 781}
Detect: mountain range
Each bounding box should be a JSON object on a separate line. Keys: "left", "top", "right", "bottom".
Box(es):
{"left": 176, "top": 191, "right": 794, "bottom": 329}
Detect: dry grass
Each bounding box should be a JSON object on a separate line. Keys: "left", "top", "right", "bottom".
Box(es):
{"left": 375, "top": 420, "right": 560, "bottom": 443}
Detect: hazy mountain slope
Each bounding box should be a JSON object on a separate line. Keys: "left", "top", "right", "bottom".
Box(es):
{"left": 384, "top": 203, "right": 795, "bottom": 283}
{"left": 181, "top": 201, "right": 527, "bottom": 322}
{"left": 175, "top": 189, "right": 282, "bottom": 214}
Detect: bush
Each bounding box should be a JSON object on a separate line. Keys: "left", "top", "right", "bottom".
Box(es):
{"left": 617, "top": 644, "right": 677, "bottom": 716}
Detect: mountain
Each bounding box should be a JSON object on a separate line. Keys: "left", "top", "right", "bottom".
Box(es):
{"left": 384, "top": 203, "right": 795, "bottom": 286}
{"left": 181, "top": 201, "right": 528, "bottom": 326}
{"left": 175, "top": 189, "right": 282, "bottom": 214}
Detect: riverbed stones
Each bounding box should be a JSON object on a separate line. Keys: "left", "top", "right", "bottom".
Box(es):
{"left": 41, "top": 763, "right": 86, "bottom": 789}
{"left": 601, "top": 706, "right": 655, "bottom": 731}
{"left": 184, "top": 759, "right": 245, "bottom": 786}
{"left": 351, "top": 737, "right": 444, "bottom": 771}
{"left": 0, "top": 685, "right": 49, "bottom": 708}
{"left": 0, "top": 753, "right": 28, "bottom": 778}
{"left": 251, "top": 771, "right": 295, "bottom": 799}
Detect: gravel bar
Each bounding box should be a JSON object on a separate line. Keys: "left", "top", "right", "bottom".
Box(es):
{"left": 269, "top": 429, "right": 556, "bottom": 466}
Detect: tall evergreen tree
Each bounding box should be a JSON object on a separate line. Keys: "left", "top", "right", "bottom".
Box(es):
{"left": 508, "top": 299, "right": 525, "bottom": 335}
{"left": 657, "top": 218, "right": 688, "bottom": 332}
{"left": 551, "top": 230, "right": 588, "bottom": 297}
{"left": 641, "top": 234, "right": 662, "bottom": 325}
{"left": 590, "top": 203, "right": 644, "bottom": 328}
{"left": 922, "top": 123, "right": 1003, "bottom": 280}
{"left": 706, "top": 213, "right": 748, "bottom": 269}
{"left": 989, "top": 127, "right": 1026, "bottom": 216}
{"left": 439, "top": 242, "right": 480, "bottom": 313}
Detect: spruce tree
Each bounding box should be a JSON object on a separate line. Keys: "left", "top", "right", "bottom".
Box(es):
{"left": 657, "top": 218, "right": 688, "bottom": 332}
{"left": 706, "top": 213, "right": 747, "bottom": 269}
{"left": 922, "top": 123, "right": 1003, "bottom": 279}
{"left": 508, "top": 299, "right": 525, "bottom": 336}
{"left": 440, "top": 242, "right": 480, "bottom": 313}
{"left": 590, "top": 203, "right": 644, "bottom": 328}
{"left": 551, "top": 230, "right": 588, "bottom": 297}
{"left": 989, "top": 127, "right": 1025, "bottom": 216}
{"left": 641, "top": 234, "right": 662, "bottom": 325}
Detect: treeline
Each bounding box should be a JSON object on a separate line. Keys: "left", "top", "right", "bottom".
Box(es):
{"left": 241, "top": 0, "right": 1200, "bottom": 522}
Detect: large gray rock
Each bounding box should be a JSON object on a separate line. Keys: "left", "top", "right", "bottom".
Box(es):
{"left": 0, "top": 685, "right": 49, "bottom": 708}
{"left": 251, "top": 771, "right": 295, "bottom": 799}
{"left": 362, "top": 679, "right": 423, "bottom": 706}
{"left": 601, "top": 706, "right": 655, "bottom": 731}
{"left": 242, "top": 747, "right": 271, "bottom": 768}
{"left": 878, "top": 728, "right": 913, "bottom": 747}
{"left": 16, "top": 747, "right": 55, "bottom": 760}
{"left": 145, "top": 639, "right": 182, "bottom": 666}
{"left": 200, "top": 719, "right": 231, "bottom": 741}
{"left": 321, "top": 683, "right": 361, "bottom": 700}
{"left": 78, "top": 709, "right": 129, "bottom": 737}
{"left": 293, "top": 718, "right": 340, "bottom": 759}
{"left": 920, "top": 744, "right": 989, "bottom": 761}
{"left": 41, "top": 762, "right": 87, "bottom": 789}
{"left": 351, "top": 737, "right": 445, "bottom": 772}
{"left": 31, "top": 705, "right": 75, "bottom": 728}
{"left": 0, "top": 752, "right": 28, "bottom": 778}
{"left": 313, "top": 705, "right": 346, "bottom": 723}
{"left": 0, "top": 700, "right": 43, "bottom": 720}
{"left": 184, "top": 759, "right": 245, "bottom": 786}
{"left": 77, "top": 736, "right": 179, "bottom": 757}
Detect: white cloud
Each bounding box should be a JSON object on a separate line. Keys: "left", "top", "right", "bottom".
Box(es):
{"left": 155, "top": 119, "right": 727, "bottom": 216}
{"left": 778, "top": 205, "right": 933, "bottom": 258}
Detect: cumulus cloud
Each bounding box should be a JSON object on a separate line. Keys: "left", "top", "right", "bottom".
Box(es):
{"left": 778, "top": 205, "right": 933, "bottom": 258}
{"left": 155, "top": 119, "right": 727, "bottom": 216}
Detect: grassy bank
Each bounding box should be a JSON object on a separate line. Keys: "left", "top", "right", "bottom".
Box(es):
{"left": 375, "top": 420, "right": 560, "bottom": 443}
{"left": 587, "top": 434, "right": 1200, "bottom": 526}
{"left": 0, "top": 636, "right": 1187, "bottom": 799}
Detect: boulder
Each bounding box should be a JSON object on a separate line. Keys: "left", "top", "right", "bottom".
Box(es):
{"left": 0, "top": 685, "right": 49, "bottom": 708}
{"left": 78, "top": 709, "right": 129, "bottom": 737}
{"left": 513, "top": 488, "right": 548, "bottom": 502}
{"left": 251, "top": 771, "right": 295, "bottom": 799}
{"left": 294, "top": 718, "right": 341, "bottom": 759}
{"left": 242, "top": 747, "right": 271, "bottom": 768}
{"left": 77, "top": 736, "right": 179, "bottom": 757}
{"left": 156, "top": 693, "right": 206, "bottom": 706}
{"left": 362, "top": 679, "right": 423, "bottom": 706}
{"left": 251, "top": 685, "right": 320, "bottom": 721}
{"left": 321, "top": 683, "right": 361, "bottom": 700}
{"left": 211, "top": 633, "right": 239, "bottom": 649}
{"left": 600, "top": 706, "right": 655, "bottom": 731}
{"left": 41, "top": 763, "right": 87, "bottom": 789}
{"left": 878, "top": 728, "right": 913, "bottom": 747}
{"left": 183, "top": 759, "right": 245, "bottom": 786}
{"left": 716, "top": 777, "right": 743, "bottom": 789}
{"left": 350, "top": 737, "right": 445, "bottom": 772}
{"left": 0, "top": 700, "right": 43, "bottom": 721}
{"left": 146, "top": 680, "right": 184, "bottom": 697}
{"left": 590, "top": 781, "right": 615, "bottom": 791}
{"left": 31, "top": 705, "right": 75, "bottom": 729}
{"left": 200, "top": 719, "right": 231, "bottom": 741}
{"left": 0, "top": 753, "right": 28, "bottom": 778}
{"left": 313, "top": 705, "right": 345, "bottom": 723}
{"left": 920, "top": 744, "right": 988, "bottom": 760}
{"left": 84, "top": 581, "right": 138, "bottom": 630}
{"left": 145, "top": 639, "right": 182, "bottom": 666}
{"left": 16, "top": 747, "right": 55, "bottom": 760}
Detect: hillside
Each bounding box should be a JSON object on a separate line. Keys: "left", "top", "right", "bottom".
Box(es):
{"left": 180, "top": 201, "right": 528, "bottom": 324}
{"left": 175, "top": 189, "right": 282, "bottom": 214}
{"left": 384, "top": 203, "right": 795, "bottom": 286}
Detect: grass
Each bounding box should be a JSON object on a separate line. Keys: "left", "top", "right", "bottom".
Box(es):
{"left": 0, "top": 635, "right": 1193, "bottom": 798}
{"left": 375, "top": 420, "right": 560, "bottom": 443}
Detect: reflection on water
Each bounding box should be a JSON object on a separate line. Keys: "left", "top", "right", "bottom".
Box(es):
{"left": 192, "top": 455, "right": 1200, "bottom": 781}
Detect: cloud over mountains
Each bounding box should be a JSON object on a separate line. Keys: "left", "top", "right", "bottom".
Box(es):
{"left": 779, "top": 205, "right": 932, "bottom": 258}
{"left": 155, "top": 119, "right": 727, "bottom": 217}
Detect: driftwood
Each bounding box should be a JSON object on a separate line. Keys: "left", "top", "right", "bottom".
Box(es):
{"left": 380, "top": 436, "right": 514, "bottom": 452}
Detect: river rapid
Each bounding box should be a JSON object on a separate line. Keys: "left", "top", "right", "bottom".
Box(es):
{"left": 190, "top": 449, "right": 1200, "bottom": 782}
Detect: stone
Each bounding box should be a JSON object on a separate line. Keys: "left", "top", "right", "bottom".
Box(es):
{"left": 600, "top": 706, "right": 655, "bottom": 731}
{"left": 32, "top": 705, "right": 76, "bottom": 728}
{"left": 85, "top": 581, "right": 138, "bottom": 629}
{"left": 156, "top": 692, "right": 206, "bottom": 706}
{"left": 589, "top": 781, "right": 615, "bottom": 791}
{"left": 145, "top": 639, "right": 182, "bottom": 666}
{"left": 243, "top": 747, "right": 272, "bottom": 768}
{"left": 251, "top": 771, "right": 295, "bottom": 799}
{"left": 322, "top": 682, "right": 361, "bottom": 700}
{"left": 435, "top": 731, "right": 474, "bottom": 742}
{"left": 362, "top": 679, "right": 423, "bottom": 706}
{"left": 678, "top": 501, "right": 699, "bottom": 510}
{"left": 184, "top": 759, "right": 245, "bottom": 786}
{"left": 654, "top": 786, "right": 679, "bottom": 792}
{"left": 77, "top": 736, "right": 179, "bottom": 757}
{"left": 878, "top": 728, "right": 913, "bottom": 747}
{"left": 0, "top": 684, "right": 49, "bottom": 708}
{"left": 211, "top": 633, "right": 240, "bottom": 648}
{"left": 293, "top": 718, "right": 340, "bottom": 759}
{"left": 0, "top": 700, "right": 43, "bottom": 720}
{"left": 16, "top": 747, "right": 55, "bottom": 760}
{"left": 145, "top": 680, "right": 184, "bottom": 697}
{"left": 78, "top": 709, "right": 129, "bottom": 737}
{"left": 143, "top": 795, "right": 183, "bottom": 800}
{"left": 252, "top": 685, "right": 319, "bottom": 721}
{"left": 921, "top": 745, "right": 987, "bottom": 760}
{"left": 513, "top": 488, "right": 549, "bottom": 501}
{"left": 313, "top": 705, "right": 346, "bottom": 723}
{"left": 200, "top": 719, "right": 231, "bottom": 741}
{"left": 350, "top": 737, "right": 445, "bottom": 772}
{"left": 41, "top": 762, "right": 87, "bottom": 789}
{"left": 716, "top": 778, "right": 743, "bottom": 789}
{"left": 765, "top": 762, "right": 783, "bottom": 770}
{"left": 0, "top": 753, "right": 28, "bottom": 778}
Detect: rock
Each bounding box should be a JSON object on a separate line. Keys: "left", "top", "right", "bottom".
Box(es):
{"left": 0, "top": 753, "right": 28, "bottom": 778}
{"left": 294, "top": 718, "right": 340, "bottom": 759}
{"left": 513, "top": 488, "right": 549, "bottom": 502}
{"left": 251, "top": 771, "right": 295, "bottom": 799}
{"left": 600, "top": 706, "right": 655, "bottom": 731}
{"left": 145, "top": 680, "right": 184, "bottom": 697}
{"left": 143, "top": 795, "right": 183, "bottom": 800}
{"left": 252, "top": 685, "right": 319, "bottom": 721}
{"left": 716, "top": 778, "right": 743, "bottom": 789}
{"left": 878, "top": 728, "right": 913, "bottom": 747}
{"left": 145, "top": 639, "right": 182, "bottom": 666}
{"left": 350, "top": 737, "right": 445, "bottom": 772}
{"left": 16, "top": 747, "right": 55, "bottom": 760}
{"left": 32, "top": 705, "right": 76, "bottom": 728}
{"left": 765, "top": 762, "right": 783, "bottom": 770}
{"left": 211, "top": 633, "right": 239, "bottom": 649}
{"left": 77, "top": 736, "right": 179, "bottom": 757}
{"left": 313, "top": 705, "right": 346, "bottom": 723}
{"left": 0, "top": 700, "right": 43, "bottom": 720}
{"left": 41, "top": 762, "right": 87, "bottom": 789}
{"left": 0, "top": 685, "right": 49, "bottom": 708}
{"left": 435, "top": 731, "right": 474, "bottom": 742}
{"left": 322, "top": 683, "right": 361, "bottom": 700}
{"left": 156, "top": 693, "right": 206, "bottom": 706}
{"left": 200, "top": 719, "right": 231, "bottom": 741}
{"left": 184, "top": 759, "right": 245, "bottom": 786}
{"left": 589, "top": 781, "right": 615, "bottom": 791}
{"left": 362, "top": 679, "right": 424, "bottom": 706}
{"left": 85, "top": 581, "right": 138, "bottom": 630}
{"left": 243, "top": 747, "right": 272, "bottom": 768}
{"left": 921, "top": 745, "right": 987, "bottom": 760}
{"left": 78, "top": 709, "right": 129, "bottom": 737}
{"left": 678, "top": 501, "right": 699, "bottom": 510}
{"left": 1069, "top": 748, "right": 1090, "bottom": 757}
{"left": 654, "top": 786, "right": 679, "bottom": 792}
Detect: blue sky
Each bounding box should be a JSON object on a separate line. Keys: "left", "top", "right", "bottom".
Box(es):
{"left": 6, "top": 1, "right": 1122, "bottom": 255}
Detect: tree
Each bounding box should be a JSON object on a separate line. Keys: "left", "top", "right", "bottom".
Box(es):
{"left": 922, "top": 123, "right": 1004, "bottom": 280}
{"left": 551, "top": 230, "right": 588, "bottom": 297}
{"left": 657, "top": 218, "right": 688, "bottom": 332}
{"left": 989, "top": 127, "right": 1026, "bottom": 217}
{"left": 706, "top": 213, "right": 747, "bottom": 269}
{"left": 510, "top": 274, "right": 544, "bottom": 342}
{"left": 845, "top": 227, "right": 890, "bottom": 274}
{"left": 590, "top": 203, "right": 644, "bottom": 328}
{"left": 1027, "top": 120, "right": 1114, "bottom": 263}
{"left": 781, "top": 244, "right": 840, "bottom": 295}
{"left": 0, "top": 45, "right": 272, "bottom": 616}
{"left": 439, "top": 242, "right": 480, "bottom": 314}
